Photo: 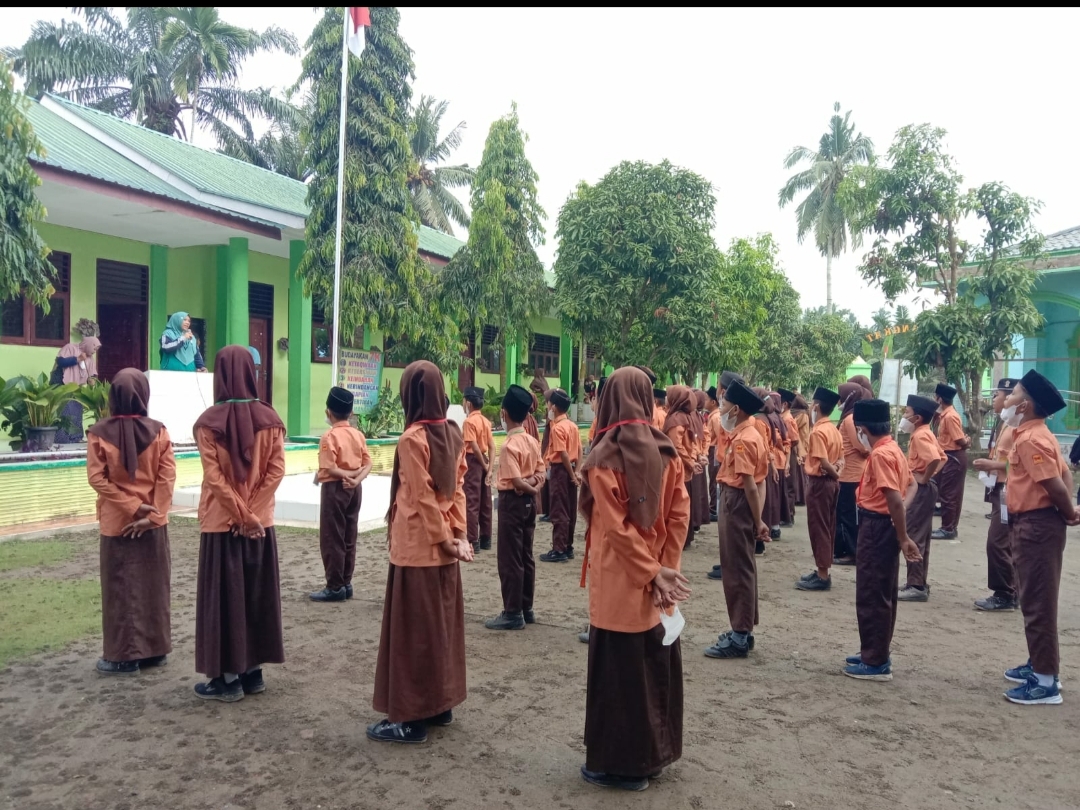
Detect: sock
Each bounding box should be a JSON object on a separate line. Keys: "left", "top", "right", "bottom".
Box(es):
{"left": 731, "top": 630, "right": 748, "bottom": 645}
{"left": 223, "top": 673, "right": 238, "bottom": 684}
{"left": 1034, "top": 672, "right": 1056, "bottom": 687}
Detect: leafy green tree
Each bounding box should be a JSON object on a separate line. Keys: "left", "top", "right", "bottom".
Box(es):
{"left": 7, "top": 7, "right": 297, "bottom": 144}
{"left": 742, "top": 274, "right": 802, "bottom": 389}
{"left": 778, "top": 102, "right": 874, "bottom": 312}
{"left": 797, "top": 309, "right": 859, "bottom": 391}
{"left": 407, "top": 95, "right": 474, "bottom": 234}
{"left": 0, "top": 58, "right": 54, "bottom": 306}
{"left": 298, "top": 6, "right": 458, "bottom": 370}
{"left": 220, "top": 87, "right": 312, "bottom": 181}
{"left": 440, "top": 104, "right": 547, "bottom": 386}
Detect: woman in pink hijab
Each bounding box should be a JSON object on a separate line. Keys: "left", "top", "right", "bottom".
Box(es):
{"left": 51, "top": 335, "right": 102, "bottom": 443}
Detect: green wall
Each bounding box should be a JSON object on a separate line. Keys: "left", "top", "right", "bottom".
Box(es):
{"left": 248, "top": 250, "right": 291, "bottom": 421}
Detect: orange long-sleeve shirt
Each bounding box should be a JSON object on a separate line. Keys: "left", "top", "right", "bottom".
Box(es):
{"left": 936, "top": 405, "right": 967, "bottom": 452}
{"left": 196, "top": 426, "right": 286, "bottom": 533}
{"left": 583, "top": 462, "right": 690, "bottom": 633}
{"left": 87, "top": 427, "right": 176, "bottom": 537}
{"left": 317, "top": 421, "right": 372, "bottom": 483}
{"left": 665, "top": 425, "right": 697, "bottom": 482}
{"left": 838, "top": 415, "right": 869, "bottom": 483}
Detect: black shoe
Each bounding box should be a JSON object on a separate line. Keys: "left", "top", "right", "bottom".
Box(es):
{"left": 707, "top": 567, "right": 723, "bottom": 580}
{"left": 975, "top": 595, "right": 1017, "bottom": 611}
{"left": 479, "top": 536, "right": 492, "bottom": 551}
{"left": 769, "top": 528, "right": 781, "bottom": 540}
{"left": 780, "top": 521, "right": 795, "bottom": 529}
{"left": 424, "top": 709, "right": 453, "bottom": 727}
{"left": 139, "top": 654, "right": 168, "bottom": 668}
{"left": 565, "top": 547, "right": 575, "bottom": 559}
{"left": 539, "top": 550, "right": 570, "bottom": 563}
{"left": 309, "top": 586, "right": 347, "bottom": 602}
{"left": 833, "top": 556, "right": 855, "bottom": 566}
{"left": 704, "top": 632, "right": 750, "bottom": 659}
{"left": 96, "top": 659, "right": 139, "bottom": 676}
{"left": 709, "top": 512, "right": 718, "bottom": 523}
{"left": 366, "top": 719, "right": 427, "bottom": 744}
{"left": 933, "top": 506, "right": 942, "bottom": 517}
{"left": 796, "top": 572, "right": 832, "bottom": 591}
{"left": 345, "top": 584, "right": 353, "bottom": 599}
{"left": 578, "top": 630, "right": 590, "bottom": 644}
{"left": 523, "top": 609, "right": 536, "bottom": 624}
{"left": 715, "top": 629, "right": 755, "bottom": 650}
{"left": 711, "top": 563, "right": 722, "bottom": 571}
{"left": 240, "top": 669, "right": 265, "bottom": 695}
{"left": 538, "top": 514, "right": 551, "bottom": 523}
{"left": 581, "top": 766, "right": 648, "bottom": 792}
{"left": 755, "top": 540, "right": 766, "bottom": 555}
{"left": 484, "top": 611, "right": 525, "bottom": 630}
{"left": 984, "top": 512, "right": 993, "bottom": 520}
{"left": 194, "top": 677, "right": 244, "bottom": 703}
{"left": 931, "top": 529, "right": 957, "bottom": 540}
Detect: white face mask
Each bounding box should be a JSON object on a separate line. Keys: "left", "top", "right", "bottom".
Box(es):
{"left": 857, "top": 430, "right": 872, "bottom": 451}
{"left": 1001, "top": 404, "right": 1022, "bottom": 428}
{"left": 898, "top": 417, "right": 915, "bottom": 434}
{"left": 720, "top": 410, "right": 738, "bottom": 433}
{"left": 810, "top": 408, "right": 819, "bottom": 425}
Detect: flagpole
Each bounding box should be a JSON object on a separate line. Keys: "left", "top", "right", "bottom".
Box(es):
{"left": 330, "top": 7, "right": 351, "bottom": 389}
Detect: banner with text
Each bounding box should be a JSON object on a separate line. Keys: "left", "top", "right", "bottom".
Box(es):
{"left": 336, "top": 347, "right": 384, "bottom": 413}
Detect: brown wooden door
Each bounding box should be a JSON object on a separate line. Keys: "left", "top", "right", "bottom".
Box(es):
{"left": 96, "top": 260, "right": 148, "bottom": 381}
{"left": 249, "top": 316, "right": 272, "bottom": 404}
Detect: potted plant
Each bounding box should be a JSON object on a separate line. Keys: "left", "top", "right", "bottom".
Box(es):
{"left": 73, "top": 378, "right": 111, "bottom": 425}
{"left": 15, "top": 374, "right": 79, "bottom": 452}
{"left": 0, "top": 377, "right": 28, "bottom": 451}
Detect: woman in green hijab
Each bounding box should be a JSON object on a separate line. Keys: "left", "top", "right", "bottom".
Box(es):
{"left": 160, "top": 312, "right": 207, "bottom": 372}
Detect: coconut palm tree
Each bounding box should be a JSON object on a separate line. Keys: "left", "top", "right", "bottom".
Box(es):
{"left": 7, "top": 7, "right": 297, "bottom": 145}
{"left": 219, "top": 87, "right": 312, "bottom": 181}
{"left": 778, "top": 102, "right": 874, "bottom": 313}
{"left": 407, "top": 95, "right": 474, "bottom": 234}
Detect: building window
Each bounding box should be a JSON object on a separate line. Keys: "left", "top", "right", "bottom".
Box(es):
{"left": 573, "top": 343, "right": 602, "bottom": 380}
{"left": 477, "top": 325, "right": 501, "bottom": 373}
{"left": 529, "top": 333, "right": 561, "bottom": 377}
{"left": 311, "top": 303, "right": 330, "bottom": 363}
{"left": 1, "top": 252, "right": 72, "bottom": 347}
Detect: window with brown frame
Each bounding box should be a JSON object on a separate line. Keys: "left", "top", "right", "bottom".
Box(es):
{"left": 311, "top": 303, "right": 331, "bottom": 363}
{"left": 528, "top": 333, "right": 561, "bottom": 377}
{"left": 572, "top": 343, "right": 602, "bottom": 380}
{"left": 1, "top": 252, "right": 72, "bottom": 347}
{"left": 477, "top": 325, "right": 501, "bottom": 373}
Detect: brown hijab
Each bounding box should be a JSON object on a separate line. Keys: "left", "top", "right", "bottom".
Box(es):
{"left": 192, "top": 345, "right": 283, "bottom": 484}
{"left": 524, "top": 392, "right": 540, "bottom": 441}
{"left": 540, "top": 387, "right": 555, "bottom": 454}
{"left": 662, "top": 385, "right": 701, "bottom": 442}
{"left": 580, "top": 367, "right": 677, "bottom": 529}
{"left": 388, "top": 361, "right": 463, "bottom": 521}
{"left": 838, "top": 382, "right": 866, "bottom": 421}
{"left": 792, "top": 393, "right": 809, "bottom": 412}
{"left": 86, "top": 368, "right": 163, "bottom": 480}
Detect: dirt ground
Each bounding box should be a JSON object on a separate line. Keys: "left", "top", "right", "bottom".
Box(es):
{"left": 2, "top": 477, "right": 1079, "bottom": 810}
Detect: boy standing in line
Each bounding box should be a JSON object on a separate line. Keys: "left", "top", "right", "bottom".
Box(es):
{"left": 462, "top": 387, "right": 494, "bottom": 553}
{"left": 897, "top": 395, "right": 946, "bottom": 603}
{"left": 540, "top": 388, "right": 582, "bottom": 563}
{"left": 796, "top": 387, "right": 843, "bottom": 592}
{"left": 931, "top": 383, "right": 970, "bottom": 540}
{"left": 706, "top": 387, "right": 723, "bottom": 523}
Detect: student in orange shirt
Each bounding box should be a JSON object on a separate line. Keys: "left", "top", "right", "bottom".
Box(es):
{"left": 707, "top": 371, "right": 744, "bottom": 581}
{"left": 653, "top": 387, "right": 668, "bottom": 431}
{"left": 87, "top": 369, "right": 176, "bottom": 676}
{"left": 462, "top": 386, "right": 495, "bottom": 553}
{"left": 662, "top": 386, "right": 702, "bottom": 549}
{"left": 1000, "top": 370, "right": 1078, "bottom": 705}
{"left": 705, "top": 386, "right": 723, "bottom": 523}
{"left": 705, "top": 381, "right": 769, "bottom": 659}
{"left": 797, "top": 387, "right": 843, "bottom": 592}
{"left": 310, "top": 387, "right": 372, "bottom": 603}
{"left": 578, "top": 367, "right": 691, "bottom": 791}
{"left": 369, "top": 361, "right": 472, "bottom": 742}
{"left": 972, "top": 378, "right": 1020, "bottom": 611}
{"left": 192, "top": 346, "right": 286, "bottom": 702}
{"left": 690, "top": 390, "right": 711, "bottom": 531}
{"left": 540, "top": 388, "right": 582, "bottom": 563}
{"left": 844, "top": 399, "right": 921, "bottom": 682}
{"left": 486, "top": 385, "right": 546, "bottom": 631}
{"left": 777, "top": 388, "right": 801, "bottom": 526}
{"left": 931, "top": 383, "right": 970, "bottom": 540}
{"left": 790, "top": 393, "right": 812, "bottom": 506}
{"left": 834, "top": 382, "right": 870, "bottom": 565}
{"left": 895, "top": 395, "right": 946, "bottom": 603}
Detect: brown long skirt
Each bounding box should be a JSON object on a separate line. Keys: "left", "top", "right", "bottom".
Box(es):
{"left": 718, "top": 485, "right": 759, "bottom": 632}
{"left": 855, "top": 510, "right": 899, "bottom": 667}
{"left": 986, "top": 486, "right": 1016, "bottom": 600}
{"left": 905, "top": 480, "right": 937, "bottom": 589}
{"left": 935, "top": 450, "right": 967, "bottom": 533}
{"left": 585, "top": 624, "right": 682, "bottom": 777}
{"left": 320, "top": 480, "right": 361, "bottom": 591}
{"left": 100, "top": 527, "right": 172, "bottom": 662}
{"left": 373, "top": 562, "right": 467, "bottom": 723}
{"left": 1012, "top": 508, "right": 1066, "bottom": 675}
{"left": 195, "top": 529, "right": 285, "bottom": 678}
{"left": 778, "top": 471, "right": 794, "bottom": 525}
{"left": 691, "top": 470, "right": 709, "bottom": 529}
{"left": 763, "top": 472, "right": 781, "bottom": 527}
{"left": 805, "top": 476, "right": 839, "bottom": 572}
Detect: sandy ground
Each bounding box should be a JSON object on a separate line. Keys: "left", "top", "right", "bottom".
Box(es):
{"left": 2, "top": 479, "right": 1079, "bottom": 810}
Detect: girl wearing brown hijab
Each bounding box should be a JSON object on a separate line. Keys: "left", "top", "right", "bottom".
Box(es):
{"left": 579, "top": 367, "right": 691, "bottom": 791}
{"left": 690, "top": 390, "right": 711, "bottom": 531}
{"left": 192, "top": 345, "right": 286, "bottom": 702}
{"left": 87, "top": 369, "right": 176, "bottom": 675}
{"left": 753, "top": 388, "right": 788, "bottom": 540}
{"left": 663, "top": 385, "right": 702, "bottom": 547}
{"left": 369, "top": 361, "right": 472, "bottom": 744}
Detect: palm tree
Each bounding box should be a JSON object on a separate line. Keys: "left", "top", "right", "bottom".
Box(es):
{"left": 219, "top": 87, "right": 312, "bottom": 181}
{"left": 778, "top": 102, "right": 874, "bottom": 313}
{"left": 7, "top": 7, "right": 297, "bottom": 146}
{"left": 407, "top": 95, "right": 474, "bottom": 234}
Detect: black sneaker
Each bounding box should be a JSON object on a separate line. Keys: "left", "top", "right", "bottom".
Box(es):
{"left": 539, "top": 514, "right": 551, "bottom": 523}
{"left": 984, "top": 512, "right": 993, "bottom": 520}
{"left": 96, "top": 659, "right": 139, "bottom": 676}
{"left": 716, "top": 629, "right": 755, "bottom": 650}
{"left": 704, "top": 632, "right": 750, "bottom": 659}
{"left": 833, "top": 556, "right": 855, "bottom": 566}
{"left": 539, "top": 550, "right": 570, "bottom": 563}
{"left": 345, "top": 584, "right": 353, "bottom": 599}
{"left": 139, "top": 654, "right": 168, "bottom": 668}
{"left": 523, "top": 609, "right": 536, "bottom": 624}
{"left": 309, "top": 586, "right": 347, "bottom": 602}
{"left": 755, "top": 540, "right": 766, "bottom": 555}
{"left": 194, "top": 677, "right": 244, "bottom": 703}
{"left": 796, "top": 572, "right": 831, "bottom": 591}
{"left": 366, "top": 719, "right": 427, "bottom": 744}
{"left": 565, "top": 547, "right": 575, "bottom": 559}
{"left": 472, "top": 541, "right": 480, "bottom": 554}
{"left": 578, "top": 630, "right": 590, "bottom": 644}
{"left": 933, "top": 506, "right": 942, "bottom": 517}
{"left": 707, "top": 567, "right": 723, "bottom": 580}
{"left": 780, "top": 521, "right": 795, "bottom": 529}
{"left": 897, "top": 585, "right": 929, "bottom": 602}
{"left": 240, "top": 669, "right": 265, "bottom": 695}
{"left": 975, "top": 595, "right": 1017, "bottom": 611}
{"left": 425, "top": 709, "right": 453, "bottom": 727}
{"left": 770, "top": 528, "right": 781, "bottom": 540}
{"left": 931, "top": 529, "right": 957, "bottom": 540}
{"left": 581, "top": 766, "right": 648, "bottom": 792}
{"left": 479, "top": 536, "right": 492, "bottom": 551}
{"left": 709, "top": 512, "right": 718, "bottom": 523}
{"left": 711, "top": 563, "right": 722, "bottom": 571}
{"left": 484, "top": 611, "right": 525, "bottom": 630}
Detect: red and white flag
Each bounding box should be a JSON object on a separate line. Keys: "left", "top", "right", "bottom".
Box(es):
{"left": 347, "top": 7, "right": 370, "bottom": 57}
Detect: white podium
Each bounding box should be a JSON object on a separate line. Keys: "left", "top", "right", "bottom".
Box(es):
{"left": 144, "top": 370, "right": 215, "bottom": 444}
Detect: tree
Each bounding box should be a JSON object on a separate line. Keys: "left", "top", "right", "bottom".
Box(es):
{"left": 407, "top": 95, "right": 474, "bottom": 234}
{"left": 7, "top": 7, "right": 297, "bottom": 145}
{"left": 220, "top": 87, "right": 312, "bottom": 181}
{"left": 0, "top": 58, "right": 54, "bottom": 306}
{"left": 796, "top": 309, "right": 859, "bottom": 392}
{"left": 741, "top": 272, "right": 802, "bottom": 389}
{"left": 440, "top": 104, "right": 547, "bottom": 387}
{"left": 778, "top": 102, "right": 874, "bottom": 313}
{"left": 298, "top": 6, "right": 458, "bottom": 370}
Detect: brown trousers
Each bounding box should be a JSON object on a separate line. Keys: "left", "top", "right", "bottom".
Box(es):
{"left": 792, "top": 447, "right": 807, "bottom": 504}
{"left": 764, "top": 472, "right": 781, "bottom": 527}
{"left": 497, "top": 490, "right": 536, "bottom": 613}
{"left": 778, "top": 470, "right": 794, "bottom": 525}
{"left": 935, "top": 450, "right": 967, "bottom": 532}
{"left": 1013, "top": 508, "right": 1066, "bottom": 674}
{"left": 806, "top": 476, "right": 839, "bottom": 572}
{"left": 905, "top": 480, "right": 937, "bottom": 589}
{"left": 986, "top": 486, "right": 1016, "bottom": 600}
{"left": 548, "top": 463, "right": 578, "bottom": 553}
{"left": 691, "top": 469, "right": 709, "bottom": 529}
{"left": 320, "top": 480, "right": 361, "bottom": 591}
{"left": 718, "top": 485, "right": 759, "bottom": 633}
{"left": 855, "top": 510, "right": 899, "bottom": 668}
{"left": 708, "top": 447, "right": 720, "bottom": 517}
{"left": 464, "top": 454, "right": 492, "bottom": 545}
{"left": 834, "top": 482, "right": 859, "bottom": 558}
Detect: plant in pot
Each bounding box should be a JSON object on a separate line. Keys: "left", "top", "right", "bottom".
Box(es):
{"left": 16, "top": 374, "right": 79, "bottom": 452}
{"left": 73, "top": 378, "right": 111, "bottom": 425}
{"left": 0, "top": 376, "right": 29, "bottom": 451}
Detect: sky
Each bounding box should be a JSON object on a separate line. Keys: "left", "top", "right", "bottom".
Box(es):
{"left": 6, "top": 7, "right": 1079, "bottom": 324}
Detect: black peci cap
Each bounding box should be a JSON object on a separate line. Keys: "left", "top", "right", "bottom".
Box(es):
{"left": 548, "top": 388, "right": 571, "bottom": 411}
{"left": 706, "top": 386, "right": 718, "bottom": 402}
{"left": 654, "top": 388, "right": 667, "bottom": 401}
{"left": 996, "top": 378, "right": 1020, "bottom": 392}
{"left": 719, "top": 370, "right": 744, "bottom": 390}
{"left": 935, "top": 383, "right": 958, "bottom": 402}
{"left": 906, "top": 394, "right": 938, "bottom": 422}
{"left": 327, "top": 386, "right": 354, "bottom": 413}
{"left": 724, "top": 380, "right": 764, "bottom": 416}
{"left": 463, "top": 386, "right": 484, "bottom": 404}
{"left": 634, "top": 365, "right": 658, "bottom": 385}
{"left": 503, "top": 384, "right": 533, "bottom": 422}
{"left": 854, "top": 398, "right": 891, "bottom": 426}
{"left": 1019, "top": 370, "right": 1067, "bottom": 416}
{"left": 812, "top": 387, "right": 840, "bottom": 410}
{"left": 777, "top": 388, "right": 796, "bottom": 404}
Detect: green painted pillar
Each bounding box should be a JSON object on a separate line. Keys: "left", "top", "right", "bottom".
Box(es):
{"left": 286, "top": 240, "right": 310, "bottom": 437}
{"left": 214, "top": 246, "right": 228, "bottom": 362}
{"left": 603, "top": 363, "right": 614, "bottom": 376}
{"left": 504, "top": 337, "right": 519, "bottom": 388}
{"left": 226, "top": 237, "right": 250, "bottom": 347}
{"left": 708, "top": 372, "right": 718, "bottom": 388}
{"left": 559, "top": 330, "right": 573, "bottom": 392}
{"left": 149, "top": 245, "right": 168, "bottom": 370}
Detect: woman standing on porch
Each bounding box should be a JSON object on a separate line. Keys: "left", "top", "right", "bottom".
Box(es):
{"left": 51, "top": 335, "right": 102, "bottom": 443}
{"left": 160, "top": 312, "right": 207, "bottom": 372}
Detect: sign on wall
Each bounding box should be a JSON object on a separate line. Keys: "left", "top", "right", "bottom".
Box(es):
{"left": 337, "top": 347, "right": 384, "bottom": 413}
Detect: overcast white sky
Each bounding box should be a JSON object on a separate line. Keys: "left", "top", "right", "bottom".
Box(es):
{"left": 6, "top": 7, "right": 1078, "bottom": 323}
